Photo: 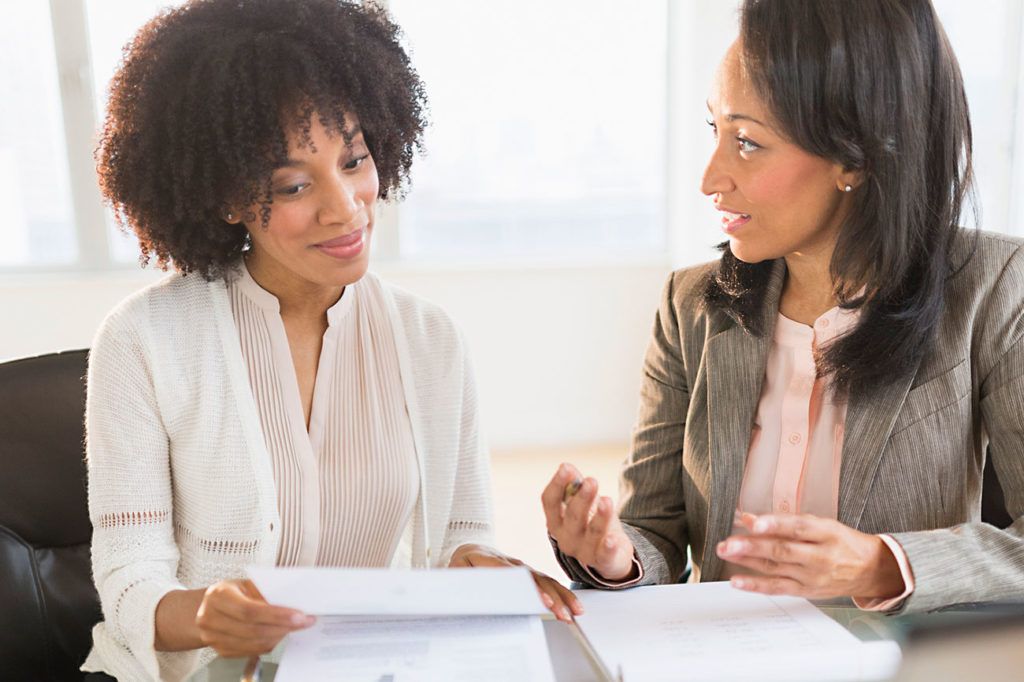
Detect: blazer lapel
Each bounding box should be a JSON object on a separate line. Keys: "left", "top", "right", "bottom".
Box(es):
{"left": 838, "top": 367, "right": 919, "bottom": 530}
{"left": 702, "top": 261, "right": 785, "bottom": 581}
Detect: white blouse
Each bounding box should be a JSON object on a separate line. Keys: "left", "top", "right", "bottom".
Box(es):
{"left": 227, "top": 263, "right": 418, "bottom": 568}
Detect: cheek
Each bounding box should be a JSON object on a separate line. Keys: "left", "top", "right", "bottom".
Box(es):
{"left": 746, "top": 160, "right": 826, "bottom": 209}
{"left": 255, "top": 203, "right": 314, "bottom": 247}
{"left": 360, "top": 169, "right": 380, "bottom": 206}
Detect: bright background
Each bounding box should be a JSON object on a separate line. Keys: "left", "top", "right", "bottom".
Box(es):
{"left": 1, "top": 0, "right": 1022, "bottom": 577}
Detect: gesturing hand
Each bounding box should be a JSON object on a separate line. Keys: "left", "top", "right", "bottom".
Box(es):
{"left": 195, "top": 579, "right": 315, "bottom": 658}
{"left": 541, "top": 463, "right": 637, "bottom": 583}
{"left": 448, "top": 544, "right": 583, "bottom": 623}
{"left": 717, "top": 512, "right": 906, "bottom": 601}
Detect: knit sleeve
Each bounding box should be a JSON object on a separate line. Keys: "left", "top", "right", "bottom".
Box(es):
{"left": 86, "top": 304, "right": 201, "bottom": 681}
{"left": 437, "top": 333, "right": 497, "bottom": 566}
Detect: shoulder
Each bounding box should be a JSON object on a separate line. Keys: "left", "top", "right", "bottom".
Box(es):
{"left": 666, "top": 260, "right": 719, "bottom": 311}
{"left": 366, "top": 272, "right": 463, "bottom": 346}
{"left": 946, "top": 229, "right": 1024, "bottom": 313}
{"left": 659, "top": 259, "right": 734, "bottom": 336}
{"left": 93, "top": 271, "right": 223, "bottom": 350}
{"left": 361, "top": 272, "right": 468, "bottom": 377}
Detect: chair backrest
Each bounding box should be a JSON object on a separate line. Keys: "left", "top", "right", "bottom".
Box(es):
{"left": 982, "top": 449, "right": 1014, "bottom": 529}
{"left": 0, "top": 349, "right": 101, "bottom": 681}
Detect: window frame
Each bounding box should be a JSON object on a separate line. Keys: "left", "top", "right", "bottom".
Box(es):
{"left": 4, "top": 0, "right": 1021, "bottom": 276}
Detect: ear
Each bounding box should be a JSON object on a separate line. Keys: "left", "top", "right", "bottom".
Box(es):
{"left": 221, "top": 207, "right": 242, "bottom": 224}
{"left": 836, "top": 168, "right": 865, "bottom": 193}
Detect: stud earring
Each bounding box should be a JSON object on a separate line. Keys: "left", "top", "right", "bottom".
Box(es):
{"left": 225, "top": 212, "right": 235, "bottom": 221}
{"left": 843, "top": 185, "right": 853, "bottom": 193}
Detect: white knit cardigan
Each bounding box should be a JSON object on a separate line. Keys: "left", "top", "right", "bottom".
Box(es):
{"left": 82, "top": 270, "right": 494, "bottom": 681}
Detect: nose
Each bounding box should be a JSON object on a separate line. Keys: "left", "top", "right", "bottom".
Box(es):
{"left": 317, "top": 174, "right": 361, "bottom": 226}
{"left": 700, "top": 141, "right": 736, "bottom": 197}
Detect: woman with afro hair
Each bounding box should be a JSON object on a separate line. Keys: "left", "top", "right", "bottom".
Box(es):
{"left": 82, "top": 1, "right": 579, "bottom": 679}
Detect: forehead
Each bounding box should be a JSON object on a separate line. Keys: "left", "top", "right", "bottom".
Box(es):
{"left": 708, "top": 41, "right": 767, "bottom": 119}
{"left": 282, "top": 111, "right": 363, "bottom": 155}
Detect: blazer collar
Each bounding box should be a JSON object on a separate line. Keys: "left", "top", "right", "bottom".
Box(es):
{"left": 703, "top": 259, "right": 785, "bottom": 581}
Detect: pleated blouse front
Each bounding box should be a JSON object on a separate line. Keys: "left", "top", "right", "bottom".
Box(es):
{"left": 226, "top": 262, "right": 418, "bottom": 568}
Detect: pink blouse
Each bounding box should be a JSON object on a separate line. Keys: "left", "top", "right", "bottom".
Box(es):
{"left": 724, "top": 306, "right": 913, "bottom": 610}
{"left": 591, "top": 304, "right": 915, "bottom": 610}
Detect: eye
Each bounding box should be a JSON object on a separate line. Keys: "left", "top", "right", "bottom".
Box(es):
{"left": 737, "top": 136, "right": 761, "bottom": 153}
{"left": 706, "top": 118, "right": 718, "bottom": 137}
{"left": 344, "top": 154, "right": 370, "bottom": 171}
{"left": 276, "top": 182, "right": 309, "bottom": 196}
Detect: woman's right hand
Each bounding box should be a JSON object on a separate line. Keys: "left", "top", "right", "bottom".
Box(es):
{"left": 195, "top": 579, "right": 315, "bottom": 657}
{"left": 542, "top": 463, "right": 637, "bottom": 582}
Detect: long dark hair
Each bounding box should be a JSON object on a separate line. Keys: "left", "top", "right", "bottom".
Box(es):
{"left": 704, "top": 0, "right": 975, "bottom": 393}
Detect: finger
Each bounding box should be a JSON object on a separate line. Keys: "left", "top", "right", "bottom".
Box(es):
{"left": 730, "top": 574, "right": 807, "bottom": 597}
{"left": 562, "top": 477, "right": 599, "bottom": 533}
{"left": 588, "top": 498, "right": 628, "bottom": 569}
{"left": 716, "top": 536, "right": 817, "bottom": 568}
{"left": 464, "top": 554, "right": 511, "bottom": 568}
{"left": 530, "top": 569, "right": 584, "bottom": 617}
{"left": 199, "top": 628, "right": 288, "bottom": 657}
{"left": 200, "top": 618, "right": 298, "bottom": 646}
{"left": 535, "top": 576, "right": 575, "bottom": 623}
{"left": 208, "top": 586, "right": 313, "bottom": 628}
{"left": 552, "top": 580, "right": 584, "bottom": 616}
{"left": 541, "top": 463, "right": 582, "bottom": 535}
{"left": 747, "top": 513, "right": 834, "bottom": 542}
{"left": 584, "top": 496, "right": 615, "bottom": 543}
{"left": 239, "top": 579, "right": 267, "bottom": 602}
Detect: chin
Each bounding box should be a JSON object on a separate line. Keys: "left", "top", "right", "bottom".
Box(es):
{"left": 325, "top": 256, "right": 370, "bottom": 288}
{"left": 729, "top": 238, "right": 773, "bottom": 264}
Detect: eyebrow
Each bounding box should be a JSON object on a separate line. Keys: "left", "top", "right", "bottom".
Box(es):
{"left": 276, "top": 126, "right": 365, "bottom": 169}
{"left": 706, "top": 101, "right": 767, "bottom": 127}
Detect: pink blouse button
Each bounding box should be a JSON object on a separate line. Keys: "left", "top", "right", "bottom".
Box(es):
{"left": 818, "top": 318, "right": 830, "bottom": 329}
{"left": 780, "top": 501, "right": 791, "bottom": 512}
{"left": 788, "top": 432, "right": 802, "bottom": 445}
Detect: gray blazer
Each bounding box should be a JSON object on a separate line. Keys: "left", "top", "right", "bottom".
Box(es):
{"left": 557, "top": 230, "right": 1024, "bottom": 613}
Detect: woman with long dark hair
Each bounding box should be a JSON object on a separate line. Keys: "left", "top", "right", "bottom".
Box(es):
{"left": 545, "top": 0, "right": 1024, "bottom": 612}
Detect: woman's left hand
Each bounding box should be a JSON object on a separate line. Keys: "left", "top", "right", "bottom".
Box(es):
{"left": 448, "top": 544, "right": 583, "bottom": 623}
{"left": 716, "top": 513, "right": 905, "bottom": 600}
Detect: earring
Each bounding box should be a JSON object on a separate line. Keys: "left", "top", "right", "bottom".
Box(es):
{"left": 225, "top": 212, "right": 235, "bottom": 221}
{"left": 843, "top": 185, "right": 853, "bottom": 193}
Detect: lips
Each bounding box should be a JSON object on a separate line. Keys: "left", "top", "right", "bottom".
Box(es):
{"left": 315, "top": 229, "right": 364, "bottom": 249}
{"left": 716, "top": 206, "right": 752, "bottom": 234}
{"left": 313, "top": 227, "right": 366, "bottom": 260}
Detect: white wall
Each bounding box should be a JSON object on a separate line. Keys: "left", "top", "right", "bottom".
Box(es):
{"left": 0, "top": 0, "right": 740, "bottom": 452}
{"left": 0, "top": 261, "right": 676, "bottom": 450}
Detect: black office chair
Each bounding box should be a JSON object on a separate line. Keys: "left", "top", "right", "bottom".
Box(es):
{"left": 0, "top": 349, "right": 102, "bottom": 681}
{"left": 982, "top": 450, "right": 1014, "bottom": 530}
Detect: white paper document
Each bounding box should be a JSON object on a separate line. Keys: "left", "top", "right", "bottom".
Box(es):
{"left": 574, "top": 582, "right": 902, "bottom": 682}
{"left": 248, "top": 566, "right": 547, "bottom": 616}
{"left": 248, "top": 567, "right": 556, "bottom": 681}
{"left": 273, "top": 614, "right": 556, "bottom": 682}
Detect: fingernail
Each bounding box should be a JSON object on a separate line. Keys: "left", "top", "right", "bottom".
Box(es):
{"left": 291, "top": 613, "right": 307, "bottom": 626}
{"left": 541, "top": 593, "right": 554, "bottom": 607}
{"left": 604, "top": 537, "right": 615, "bottom": 550}
{"left": 572, "top": 603, "right": 584, "bottom": 615}
{"left": 561, "top": 607, "right": 572, "bottom": 621}
{"left": 753, "top": 519, "right": 771, "bottom": 533}
{"left": 732, "top": 577, "right": 749, "bottom": 589}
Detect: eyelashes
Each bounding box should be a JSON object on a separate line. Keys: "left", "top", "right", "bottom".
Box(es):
{"left": 706, "top": 119, "right": 762, "bottom": 153}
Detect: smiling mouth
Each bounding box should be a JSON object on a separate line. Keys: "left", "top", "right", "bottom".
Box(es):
{"left": 313, "top": 227, "right": 366, "bottom": 259}
{"left": 719, "top": 210, "right": 752, "bottom": 233}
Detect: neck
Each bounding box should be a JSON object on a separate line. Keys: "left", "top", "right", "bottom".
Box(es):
{"left": 780, "top": 244, "right": 839, "bottom": 324}
{"left": 245, "top": 251, "right": 343, "bottom": 321}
